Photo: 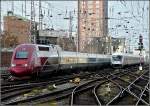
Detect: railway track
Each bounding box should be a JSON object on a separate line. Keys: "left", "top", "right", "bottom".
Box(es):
{"left": 1, "top": 72, "right": 76, "bottom": 86}
{"left": 107, "top": 71, "right": 149, "bottom": 105}
{"left": 4, "top": 83, "right": 77, "bottom": 105}
{"left": 3, "top": 78, "right": 105, "bottom": 105}
{"left": 70, "top": 66, "right": 149, "bottom": 106}
{"left": 70, "top": 71, "right": 128, "bottom": 105}
{"left": 1, "top": 68, "right": 116, "bottom": 105}
{"left": 94, "top": 80, "right": 122, "bottom": 105}
{"left": 1, "top": 71, "right": 92, "bottom": 90}
{"left": 1, "top": 72, "right": 95, "bottom": 103}
{"left": 128, "top": 72, "right": 149, "bottom": 105}
{"left": 1, "top": 66, "right": 114, "bottom": 87}
{"left": 1, "top": 64, "right": 144, "bottom": 87}
{"left": 26, "top": 78, "right": 107, "bottom": 105}
{"left": 1, "top": 67, "right": 115, "bottom": 92}
{"left": 1, "top": 65, "right": 149, "bottom": 105}
{"left": 70, "top": 78, "right": 106, "bottom": 105}
{"left": 1, "top": 73, "right": 10, "bottom": 80}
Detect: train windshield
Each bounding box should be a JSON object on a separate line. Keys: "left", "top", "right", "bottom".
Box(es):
{"left": 112, "top": 55, "right": 122, "bottom": 61}
{"left": 15, "top": 51, "right": 28, "bottom": 59}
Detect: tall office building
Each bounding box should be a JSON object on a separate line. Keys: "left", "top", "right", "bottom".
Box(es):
{"left": 79, "top": 0, "right": 108, "bottom": 53}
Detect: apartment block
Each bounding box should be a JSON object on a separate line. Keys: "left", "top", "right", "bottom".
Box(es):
{"left": 79, "top": 0, "right": 108, "bottom": 52}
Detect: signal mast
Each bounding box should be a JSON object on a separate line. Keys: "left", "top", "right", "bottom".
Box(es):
{"left": 138, "top": 34, "right": 143, "bottom": 70}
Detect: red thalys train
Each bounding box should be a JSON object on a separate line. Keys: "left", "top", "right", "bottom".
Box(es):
{"left": 8, "top": 44, "right": 111, "bottom": 77}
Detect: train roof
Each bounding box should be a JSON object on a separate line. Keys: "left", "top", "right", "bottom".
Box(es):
{"left": 16, "top": 43, "right": 61, "bottom": 48}
{"left": 16, "top": 44, "right": 111, "bottom": 57}
{"left": 112, "top": 53, "right": 140, "bottom": 57}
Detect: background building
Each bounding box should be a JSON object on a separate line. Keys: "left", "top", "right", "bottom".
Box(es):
{"left": 2, "top": 11, "right": 31, "bottom": 48}
{"left": 39, "top": 29, "right": 76, "bottom": 51}
{"left": 111, "top": 37, "right": 126, "bottom": 53}
{"left": 79, "top": 0, "right": 108, "bottom": 53}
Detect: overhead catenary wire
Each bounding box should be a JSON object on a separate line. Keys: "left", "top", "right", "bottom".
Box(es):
{"left": 137, "top": 0, "right": 140, "bottom": 15}
{"left": 110, "top": 1, "right": 148, "bottom": 48}
{"left": 7, "top": 1, "right": 74, "bottom": 30}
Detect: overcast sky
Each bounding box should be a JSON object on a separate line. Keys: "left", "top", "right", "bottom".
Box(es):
{"left": 1, "top": 0, "right": 149, "bottom": 51}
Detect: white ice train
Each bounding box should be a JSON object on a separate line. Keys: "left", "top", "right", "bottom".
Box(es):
{"left": 111, "top": 53, "right": 144, "bottom": 68}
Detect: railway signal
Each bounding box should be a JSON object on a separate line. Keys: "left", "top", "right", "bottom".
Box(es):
{"left": 138, "top": 35, "right": 143, "bottom": 50}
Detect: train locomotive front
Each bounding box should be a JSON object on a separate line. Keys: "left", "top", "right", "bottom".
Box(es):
{"left": 111, "top": 54, "right": 123, "bottom": 68}
{"left": 9, "top": 44, "right": 41, "bottom": 77}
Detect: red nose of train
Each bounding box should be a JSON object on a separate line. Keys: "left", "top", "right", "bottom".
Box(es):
{"left": 9, "top": 66, "right": 32, "bottom": 77}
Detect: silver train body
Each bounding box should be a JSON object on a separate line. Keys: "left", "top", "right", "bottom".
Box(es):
{"left": 111, "top": 53, "right": 144, "bottom": 68}
{"left": 40, "top": 44, "right": 111, "bottom": 72}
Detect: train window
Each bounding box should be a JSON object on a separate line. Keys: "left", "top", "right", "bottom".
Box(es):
{"left": 15, "top": 51, "right": 28, "bottom": 59}
{"left": 112, "top": 55, "right": 122, "bottom": 61}
{"left": 38, "top": 46, "right": 49, "bottom": 51}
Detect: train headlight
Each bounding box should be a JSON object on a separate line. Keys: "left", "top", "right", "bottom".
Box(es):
{"left": 24, "top": 64, "right": 28, "bottom": 67}
{"left": 11, "top": 64, "right": 16, "bottom": 67}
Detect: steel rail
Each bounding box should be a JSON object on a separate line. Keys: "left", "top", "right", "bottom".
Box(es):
{"left": 1, "top": 89, "right": 32, "bottom": 102}
{"left": 117, "top": 73, "right": 150, "bottom": 99}
{"left": 35, "top": 73, "right": 114, "bottom": 105}
{"left": 116, "top": 74, "right": 148, "bottom": 92}
{"left": 100, "top": 74, "right": 128, "bottom": 105}
{"left": 110, "top": 71, "right": 149, "bottom": 92}
{"left": 70, "top": 77, "right": 104, "bottom": 106}
{"left": 4, "top": 86, "right": 76, "bottom": 105}
{"left": 135, "top": 82, "right": 149, "bottom": 105}
{"left": 132, "top": 78, "right": 149, "bottom": 93}
{"left": 1, "top": 72, "right": 95, "bottom": 102}
{"left": 114, "top": 71, "right": 147, "bottom": 91}
{"left": 1, "top": 72, "right": 94, "bottom": 90}
{"left": 30, "top": 88, "right": 74, "bottom": 105}
{"left": 128, "top": 88, "right": 149, "bottom": 105}
{"left": 2, "top": 70, "right": 111, "bottom": 104}
{"left": 128, "top": 71, "right": 149, "bottom": 81}
{"left": 127, "top": 72, "right": 149, "bottom": 105}
{"left": 128, "top": 72, "right": 148, "bottom": 81}
{"left": 127, "top": 71, "right": 149, "bottom": 89}
{"left": 105, "top": 70, "right": 148, "bottom": 105}
{"left": 93, "top": 84, "right": 102, "bottom": 106}
{"left": 92, "top": 72, "right": 126, "bottom": 106}
{"left": 1, "top": 69, "right": 94, "bottom": 87}
{"left": 5, "top": 73, "right": 98, "bottom": 104}
{"left": 93, "top": 78, "right": 122, "bottom": 106}
{"left": 70, "top": 71, "right": 122, "bottom": 106}
{"left": 106, "top": 82, "right": 123, "bottom": 105}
